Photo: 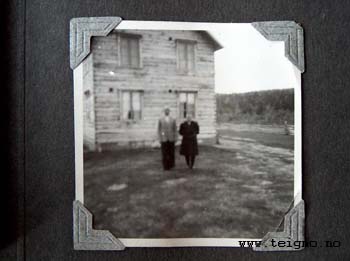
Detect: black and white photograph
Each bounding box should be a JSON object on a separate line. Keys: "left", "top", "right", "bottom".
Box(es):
{"left": 73, "top": 21, "right": 302, "bottom": 247}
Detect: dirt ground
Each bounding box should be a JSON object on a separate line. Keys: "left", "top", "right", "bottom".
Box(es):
{"left": 84, "top": 124, "right": 294, "bottom": 238}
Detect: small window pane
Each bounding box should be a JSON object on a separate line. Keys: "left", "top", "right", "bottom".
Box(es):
{"left": 179, "top": 93, "right": 187, "bottom": 102}
{"left": 122, "top": 92, "right": 131, "bottom": 119}
{"left": 179, "top": 102, "right": 185, "bottom": 118}
{"left": 177, "top": 42, "right": 187, "bottom": 71}
{"left": 187, "top": 93, "right": 195, "bottom": 104}
{"left": 187, "top": 104, "right": 195, "bottom": 117}
{"left": 133, "top": 110, "right": 141, "bottom": 120}
{"left": 132, "top": 92, "right": 141, "bottom": 111}
{"left": 187, "top": 44, "right": 195, "bottom": 72}
{"left": 130, "top": 38, "right": 139, "bottom": 67}
{"left": 178, "top": 42, "right": 186, "bottom": 58}
{"left": 120, "top": 38, "right": 130, "bottom": 66}
{"left": 120, "top": 35, "right": 140, "bottom": 68}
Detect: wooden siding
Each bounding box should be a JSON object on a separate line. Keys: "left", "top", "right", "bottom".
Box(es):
{"left": 89, "top": 30, "right": 217, "bottom": 148}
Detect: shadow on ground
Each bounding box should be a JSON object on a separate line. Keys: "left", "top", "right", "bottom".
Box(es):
{"left": 84, "top": 125, "right": 294, "bottom": 239}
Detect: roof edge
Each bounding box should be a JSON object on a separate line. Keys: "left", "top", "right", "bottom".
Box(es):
{"left": 202, "top": 31, "right": 223, "bottom": 51}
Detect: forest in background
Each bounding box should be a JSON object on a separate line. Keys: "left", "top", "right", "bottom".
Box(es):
{"left": 216, "top": 89, "right": 294, "bottom": 125}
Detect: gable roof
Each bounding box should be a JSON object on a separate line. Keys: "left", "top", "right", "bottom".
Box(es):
{"left": 201, "top": 31, "right": 223, "bottom": 51}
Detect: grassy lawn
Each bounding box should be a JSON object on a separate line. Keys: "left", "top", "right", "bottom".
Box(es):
{"left": 84, "top": 124, "right": 294, "bottom": 239}
{"left": 218, "top": 123, "right": 294, "bottom": 150}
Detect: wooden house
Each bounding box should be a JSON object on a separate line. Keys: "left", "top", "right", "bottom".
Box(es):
{"left": 82, "top": 29, "right": 222, "bottom": 151}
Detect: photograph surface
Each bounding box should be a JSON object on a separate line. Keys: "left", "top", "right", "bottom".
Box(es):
{"left": 74, "top": 21, "right": 302, "bottom": 247}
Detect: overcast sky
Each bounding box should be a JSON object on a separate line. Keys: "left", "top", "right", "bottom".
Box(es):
{"left": 118, "top": 21, "right": 297, "bottom": 94}
{"left": 210, "top": 24, "right": 296, "bottom": 94}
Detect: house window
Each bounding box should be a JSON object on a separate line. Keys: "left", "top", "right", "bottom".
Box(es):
{"left": 179, "top": 92, "right": 196, "bottom": 118}
{"left": 122, "top": 91, "right": 142, "bottom": 120}
{"left": 176, "top": 40, "right": 196, "bottom": 74}
{"left": 120, "top": 34, "right": 141, "bottom": 68}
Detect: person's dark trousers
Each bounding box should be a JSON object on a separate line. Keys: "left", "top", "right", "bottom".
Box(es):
{"left": 185, "top": 155, "right": 196, "bottom": 169}
{"left": 161, "top": 141, "right": 175, "bottom": 170}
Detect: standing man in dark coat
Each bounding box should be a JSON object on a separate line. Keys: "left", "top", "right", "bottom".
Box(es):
{"left": 179, "top": 115, "right": 199, "bottom": 169}
{"left": 157, "top": 108, "right": 177, "bottom": 170}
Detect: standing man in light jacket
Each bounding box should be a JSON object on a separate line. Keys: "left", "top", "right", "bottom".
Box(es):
{"left": 157, "top": 108, "right": 177, "bottom": 170}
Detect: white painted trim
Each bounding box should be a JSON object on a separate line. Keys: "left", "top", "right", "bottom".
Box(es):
{"left": 119, "top": 238, "right": 261, "bottom": 247}
{"left": 74, "top": 63, "right": 84, "bottom": 203}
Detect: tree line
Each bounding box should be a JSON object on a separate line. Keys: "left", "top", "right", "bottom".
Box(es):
{"left": 216, "top": 89, "right": 294, "bottom": 124}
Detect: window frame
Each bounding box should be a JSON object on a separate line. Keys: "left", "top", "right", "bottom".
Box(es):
{"left": 120, "top": 90, "right": 144, "bottom": 122}
{"left": 117, "top": 32, "right": 142, "bottom": 69}
{"left": 177, "top": 91, "right": 197, "bottom": 119}
{"left": 175, "top": 39, "right": 197, "bottom": 75}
